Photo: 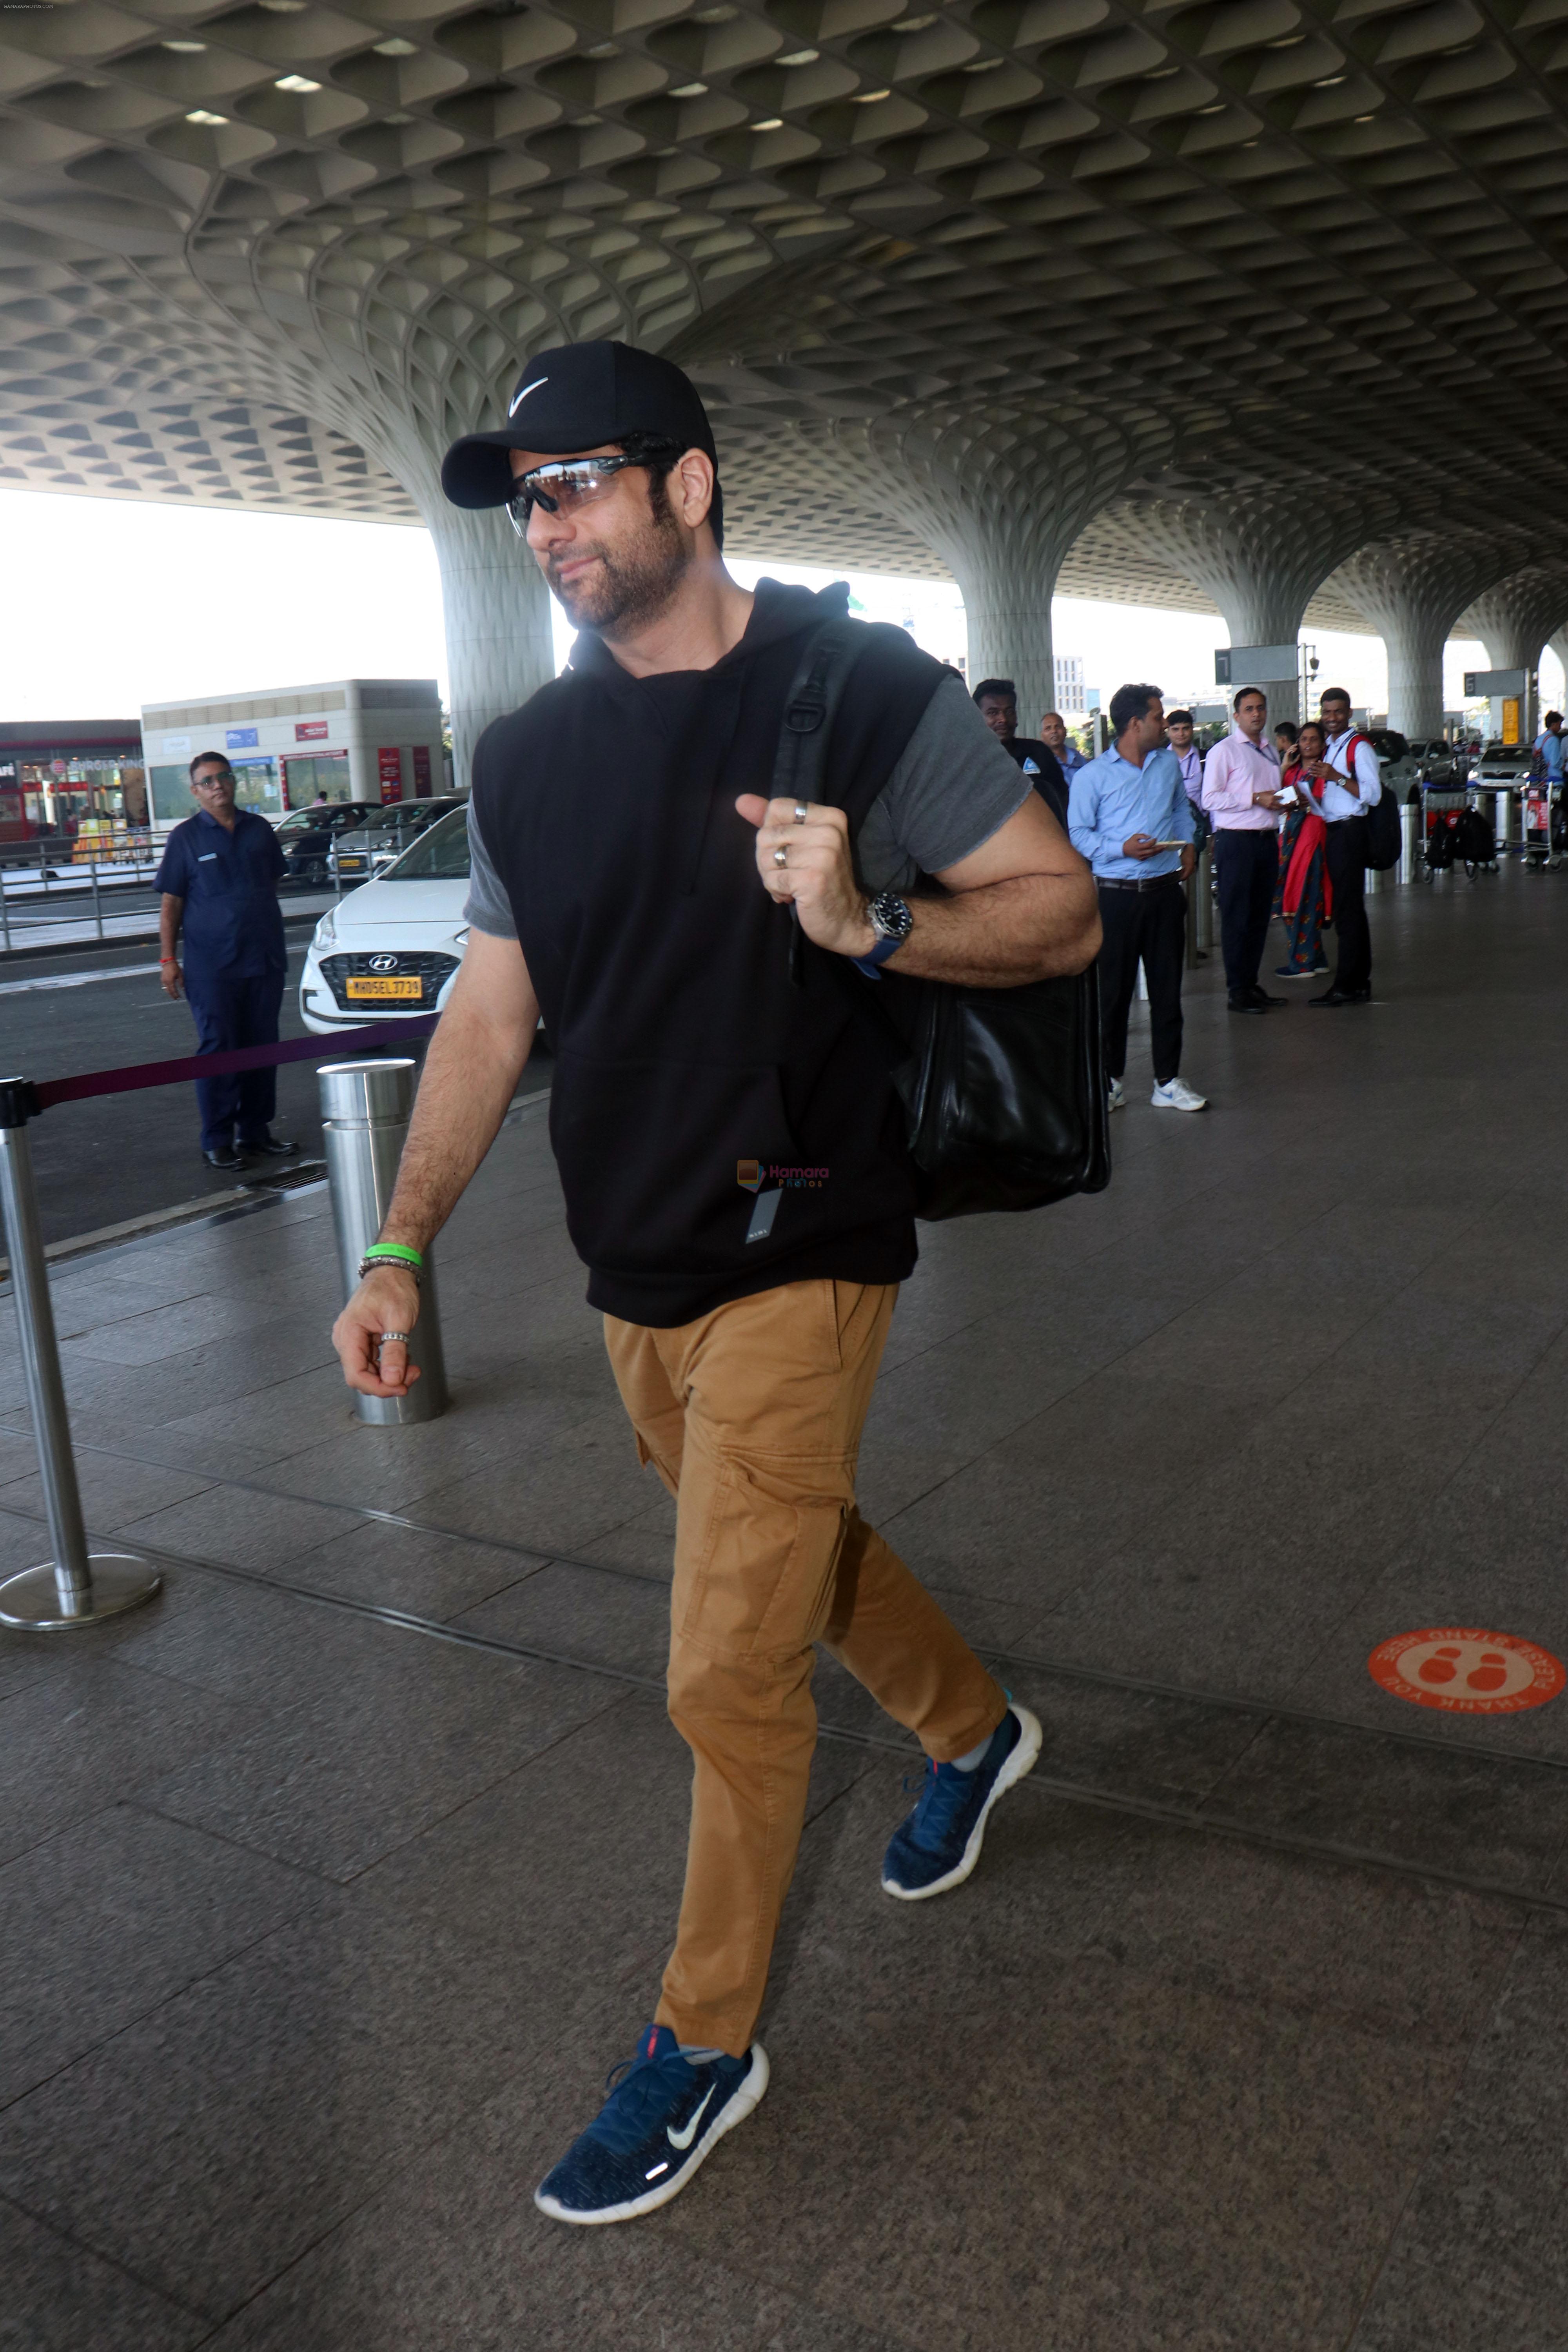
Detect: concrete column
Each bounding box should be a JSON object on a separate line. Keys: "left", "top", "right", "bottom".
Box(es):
{"left": 1116, "top": 491, "right": 1390, "bottom": 725}
{"left": 827, "top": 402, "right": 1169, "bottom": 729}
{"left": 1458, "top": 564, "right": 1568, "bottom": 740}
{"left": 1325, "top": 534, "right": 1538, "bottom": 738}
{"left": 421, "top": 500, "right": 556, "bottom": 793}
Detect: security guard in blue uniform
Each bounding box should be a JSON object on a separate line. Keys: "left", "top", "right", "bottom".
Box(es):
{"left": 156, "top": 751, "right": 297, "bottom": 1169}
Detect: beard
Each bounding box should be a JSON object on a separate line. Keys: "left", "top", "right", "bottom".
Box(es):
{"left": 543, "top": 502, "right": 689, "bottom": 635}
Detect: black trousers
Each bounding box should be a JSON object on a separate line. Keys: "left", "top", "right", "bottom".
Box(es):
{"left": 1096, "top": 878, "right": 1185, "bottom": 1086}
{"left": 1325, "top": 817, "right": 1371, "bottom": 993}
{"left": 188, "top": 970, "right": 283, "bottom": 1152}
{"left": 1213, "top": 828, "right": 1279, "bottom": 996}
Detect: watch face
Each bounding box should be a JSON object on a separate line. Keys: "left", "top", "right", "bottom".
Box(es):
{"left": 871, "top": 891, "right": 914, "bottom": 942}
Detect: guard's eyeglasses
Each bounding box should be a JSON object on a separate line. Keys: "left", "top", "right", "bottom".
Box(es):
{"left": 505, "top": 450, "right": 673, "bottom": 536}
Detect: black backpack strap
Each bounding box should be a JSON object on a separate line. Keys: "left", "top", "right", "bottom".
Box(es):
{"left": 771, "top": 602, "right": 869, "bottom": 985}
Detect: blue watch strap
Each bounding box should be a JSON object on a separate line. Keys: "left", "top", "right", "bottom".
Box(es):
{"left": 852, "top": 930, "right": 904, "bottom": 977}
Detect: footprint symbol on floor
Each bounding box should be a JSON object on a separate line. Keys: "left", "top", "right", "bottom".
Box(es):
{"left": 1417, "top": 1644, "right": 1510, "bottom": 1691}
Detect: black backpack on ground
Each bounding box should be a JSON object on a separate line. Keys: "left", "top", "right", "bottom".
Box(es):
{"left": 1453, "top": 807, "right": 1495, "bottom": 873}
{"left": 1426, "top": 811, "right": 1457, "bottom": 870}
{"left": 1341, "top": 731, "right": 1401, "bottom": 869}
{"left": 771, "top": 608, "right": 1111, "bottom": 1220}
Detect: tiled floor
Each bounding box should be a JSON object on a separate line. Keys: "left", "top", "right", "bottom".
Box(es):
{"left": 4, "top": 871, "right": 1568, "bottom": 2347}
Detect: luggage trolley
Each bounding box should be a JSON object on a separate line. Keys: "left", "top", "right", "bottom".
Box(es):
{"left": 1523, "top": 778, "right": 1555, "bottom": 868}
{"left": 1420, "top": 783, "right": 1468, "bottom": 878}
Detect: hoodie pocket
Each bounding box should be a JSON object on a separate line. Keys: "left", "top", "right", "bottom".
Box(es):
{"left": 548, "top": 1051, "right": 802, "bottom": 1278}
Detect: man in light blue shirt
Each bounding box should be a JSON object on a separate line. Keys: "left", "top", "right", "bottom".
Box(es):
{"left": 1535, "top": 711, "right": 1566, "bottom": 782}
{"left": 1069, "top": 683, "right": 1205, "bottom": 1113}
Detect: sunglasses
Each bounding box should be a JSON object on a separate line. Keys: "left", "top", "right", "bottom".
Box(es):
{"left": 505, "top": 445, "right": 680, "bottom": 536}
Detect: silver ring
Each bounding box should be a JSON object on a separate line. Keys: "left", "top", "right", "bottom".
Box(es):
{"left": 773, "top": 845, "right": 788, "bottom": 867}
{"left": 377, "top": 1330, "right": 412, "bottom": 1345}
{"left": 793, "top": 801, "right": 809, "bottom": 824}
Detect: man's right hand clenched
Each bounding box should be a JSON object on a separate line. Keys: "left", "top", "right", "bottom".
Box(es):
{"left": 332, "top": 1266, "right": 423, "bottom": 1397}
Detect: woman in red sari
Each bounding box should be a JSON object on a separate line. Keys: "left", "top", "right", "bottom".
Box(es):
{"left": 1274, "top": 719, "right": 1333, "bottom": 979}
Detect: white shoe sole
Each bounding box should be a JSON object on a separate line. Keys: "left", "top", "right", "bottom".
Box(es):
{"left": 534, "top": 2045, "right": 769, "bottom": 2226}
{"left": 1151, "top": 1093, "right": 1207, "bottom": 1112}
{"left": 881, "top": 1705, "right": 1043, "bottom": 1902}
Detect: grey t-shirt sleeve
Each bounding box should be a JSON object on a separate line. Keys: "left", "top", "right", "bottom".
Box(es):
{"left": 855, "top": 674, "right": 1033, "bottom": 895}
{"left": 462, "top": 795, "right": 518, "bottom": 939}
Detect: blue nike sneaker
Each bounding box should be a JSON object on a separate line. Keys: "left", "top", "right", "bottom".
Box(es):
{"left": 534, "top": 2024, "right": 769, "bottom": 2225}
{"left": 881, "top": 1702, "right": 1042, "bottom": 1900}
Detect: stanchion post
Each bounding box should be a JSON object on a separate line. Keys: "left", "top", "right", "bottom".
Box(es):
{"left": 319, "top": 1058, "right": 448, "bottom": 1426}
{"left": 90, "top": 856, "right": 103, "bottom": 941}
{"left": 0, "top": 1078, "right": 161, "bottom": 1630}
{"left": 0, "top": 863, "right": 10, "bottom": 953}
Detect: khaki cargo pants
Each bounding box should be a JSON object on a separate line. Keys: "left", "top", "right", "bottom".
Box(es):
{"left": 603, "top": 1277, "right": 1005, "bottom": 2057}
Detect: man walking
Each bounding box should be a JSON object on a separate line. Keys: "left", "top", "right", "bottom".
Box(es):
{"left": 156, "top": 753, "right": 296, "bottom": 1168}
{"left": 972, "top": 677, "right": 1068, "bottom": 819}
{"left": 1068, "top": 683, "right": 1205, "bottom": 1113}
{"left": 1201, "top": 686, "right": 1286, "bottom": 1014}
{"left": 329, "top": 340, "right": 1099, "bottom": 2225}
{"left": 1534, "top": 709, "right": 1566, "bottom": 784}
{"left": 1312, "top": 686, "right": 1381, "bottom": 1007}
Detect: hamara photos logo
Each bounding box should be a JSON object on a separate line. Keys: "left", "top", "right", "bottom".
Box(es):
{"left": 737, "top": 1160, "right": 829, "bottom": 1192}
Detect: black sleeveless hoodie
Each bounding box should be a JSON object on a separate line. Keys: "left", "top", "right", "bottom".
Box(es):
{"left": 471, "top": 579, "right": 946, "bottom": 1326}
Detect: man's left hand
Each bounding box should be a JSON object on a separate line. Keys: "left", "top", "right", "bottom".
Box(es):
{"left": 735, "top": 795, "right": 875, "bottom": 958}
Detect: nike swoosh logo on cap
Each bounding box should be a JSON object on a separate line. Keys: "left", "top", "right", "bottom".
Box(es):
{"left": 666, "top": 2084, "right": 715, "bottom": 2151}
{"left": 508, "top": 376, "right": 548, "bottom": 417}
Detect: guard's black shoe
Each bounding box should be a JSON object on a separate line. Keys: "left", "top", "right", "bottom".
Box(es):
{"left": 1308, "top": 988, "right": 1365, "bottom": 1008}
{"left": 1227, "top": 993, "right": 1267, "bottom": 1014}
{"left": 202, "top": 1145, "right": 246, "bottom": 1169}
{"left": 239, "top": 1132, "right": 299, "bottom": 1156}
{"left": 1248, "top": 985, "right": 1287, "bottom": 1007}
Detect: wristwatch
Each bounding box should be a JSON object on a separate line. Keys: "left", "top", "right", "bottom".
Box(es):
{"left": 860, "top": 891, "right": 914, "bottom": 969}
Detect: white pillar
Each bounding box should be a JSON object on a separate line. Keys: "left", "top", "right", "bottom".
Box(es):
{"left": 424, "top": 502, "right": 556, "bottom": 792}
{"left": 1115, "top": 494, "right": 1383, "bottom": 727}
{"left": 1459, "top": 564, "right": 1568, "bottom": 741}
{"left": 1327, "top": 535, "right": 1531, "bottom": 739}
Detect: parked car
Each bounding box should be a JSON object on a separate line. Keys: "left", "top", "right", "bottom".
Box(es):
{"left": 300, "top": 803, "right": 471, "bottom": 1034}
{"left": 329, "top": 795, "right": 465, "bottom": 885}
{"left": 1365, "top": 727, "right": 1417, "bottom": 793}
{"left": 274, "top": 800, "right": 380, "bottom": 885}
{"left": 1471, "top": 740, "right": 1536, "bottom": 786}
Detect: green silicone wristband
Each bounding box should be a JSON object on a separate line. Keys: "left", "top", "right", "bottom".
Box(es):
{"left": 363, "top": 1243, "right": 424, "bottom": 1269}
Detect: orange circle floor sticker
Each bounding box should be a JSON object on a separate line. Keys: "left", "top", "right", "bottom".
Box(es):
{"left": 1368, "top": 1628, "right": 1565, "bottom": 1715}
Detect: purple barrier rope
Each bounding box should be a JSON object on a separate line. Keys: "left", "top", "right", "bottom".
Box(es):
{"left": 33, "top": 1014, "right": 440, "bottom": 1112}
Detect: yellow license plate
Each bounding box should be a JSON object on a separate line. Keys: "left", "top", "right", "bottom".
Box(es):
{"left": 345, "top": 976, "right": 422, "bottom": 1000}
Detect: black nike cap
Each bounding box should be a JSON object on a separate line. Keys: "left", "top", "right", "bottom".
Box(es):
{"left": 441, "top": 340, "right": 717, "bottom": 510}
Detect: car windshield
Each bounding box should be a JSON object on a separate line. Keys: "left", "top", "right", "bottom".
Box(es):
{"left": 380, "top": 805, "right": 470, "bottom": 880}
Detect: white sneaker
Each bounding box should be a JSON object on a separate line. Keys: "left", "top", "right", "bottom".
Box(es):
{"left": 1107, "top": 1077, "right": 1125, "bottom": 1111}
{"left": 1151, "top": 1077, "right": 1207, "bottom": 1112}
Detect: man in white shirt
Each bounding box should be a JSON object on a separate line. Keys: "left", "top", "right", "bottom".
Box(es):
{"left": 1200, "top": 687, "right": 1286, "bottom": 1014}
{"left": 1312, "top": 687, "right": 1382, "bottom": 1007}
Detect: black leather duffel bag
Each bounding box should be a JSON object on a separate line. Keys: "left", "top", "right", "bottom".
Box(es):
{"left": 772, "top": 602, "right": 1110, "bottom": 1221}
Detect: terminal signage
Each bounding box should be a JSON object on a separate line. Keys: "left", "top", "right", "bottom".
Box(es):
{"left": 378, "top": 745, "right": 403, "bottom": 804}
{"left": 294, "top": 719, "right": 329, "bottom": 742}
{"left": 225, "top": 726, "right": 258, "bottom": 750}
{"left": 162, "top": 733, "right": 190, "bottom": 755}
{"left": 1215, "top": 643, "right": 1299, "bottom": 685}
{"left": 1462, "top": 668, "right": 1527, "bottom": 697}
{"left": 412, "top": 744, "right": 432, "bottom": 798}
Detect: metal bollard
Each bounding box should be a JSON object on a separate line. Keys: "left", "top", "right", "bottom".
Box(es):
{"left": 1195, "top": 841, "right": 1213, "bottom": 952}
{"left": 1399, "top": 800, "right": 1420, "bottom": 886}
{"left": 319, "top": 1059, "right": 448, "bottom": 1425}
{"left": 0, "top": 1081, "right": 161, "bottom": 1630}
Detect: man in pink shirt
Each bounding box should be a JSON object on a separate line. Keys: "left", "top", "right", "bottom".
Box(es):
{"left": 1201, "top": 686, "right": 1286, "bottom": 1014}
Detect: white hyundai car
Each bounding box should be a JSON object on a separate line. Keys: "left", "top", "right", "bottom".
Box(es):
{"left": 299, "top": 802, "right": 472, "bottom": 1035}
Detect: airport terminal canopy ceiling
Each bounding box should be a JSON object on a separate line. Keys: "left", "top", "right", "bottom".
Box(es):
{"left": 4, "top": 0, "right": 1568, "bottom": 612}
